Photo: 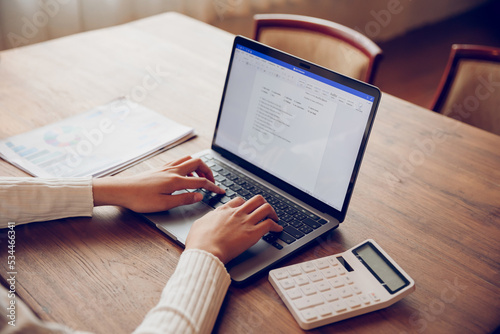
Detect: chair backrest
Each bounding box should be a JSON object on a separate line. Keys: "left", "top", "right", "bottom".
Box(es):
{"left": 431, "top": 44, "right": 500, "bottom": 136}
{"left": 253, "top": 14, "right": 382, "bottom": 84}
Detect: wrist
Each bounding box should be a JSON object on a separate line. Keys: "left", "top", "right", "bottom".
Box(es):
{"left": 92, "top": 177, "right": 124, "bottom": 207}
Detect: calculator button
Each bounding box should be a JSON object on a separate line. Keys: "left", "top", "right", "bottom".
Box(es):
{"left": 287, "top": 288, "right": 303, "bottom": 300}
{"left": 332, "top": 300, "right": 348, "bottom": 313}
{"left": 369, "top": 292, "right": 381, "bottom": 302}
{"left": 288, "top": 266, "right": 302, "bottom": 276}
{"left": 351, "top": 285, "right": 363, "bottom": 295}
{"left": 321, "top": 268, "right": 337, "bottom": 279}
{"left": 343, "top": 276, "right": 354, "bottom": 285}
{"left": 301, "top": 262, "right": 316, "bottom": 273}
{"left": 335, "top": 266, "right": 347, "bottom": 275}
{"left": 330, "top": 278, "right": 344, "bottom": 288}
{"left": 347, "top": 297, "right": 362, "bottom": 308}
{"left": 339, "top": 287, "right": 353, "bottom": 298}
{"left": 314, "top": 259, "right": 329, "bottom": 269}
{"left": 307, "top": 272, "right": 323, "bottom": 282}
{"left": 280, "top": 279, "right": 295, "bottom": 290}
{"left": 301, "top": 308, "right": 318, "bottom": 321}
{"left": 301, "top": 285, "right": 316, "bottom": 296}
{"left": 293, "top": 294, "right": 324, "bottom": 310}
{"left": 359, "top": 294, "right": 371, "bottom": 305}
{"left": 273, "top": 269, "right": 289, "bottom": 280}
{"left": 324, "top": 291, "right": 340, "bottom": 302}
{"left": 315, "top": 282, "right": 331, "bottom": 292}
{"left": 295, "top": 275, "right": 309, "bottom": 286}
{"left": 328, "top": 257, "right": 339, "bottom": 266}
{"left": 316, "top": 305, "right": 333, "bottom": 317}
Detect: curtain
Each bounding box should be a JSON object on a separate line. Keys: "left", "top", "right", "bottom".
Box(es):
{"left": 0, "top": 0, "right": 288, "bottom": 50}
{"left": 0, "top": 0, "right": 489, "bottom": 51}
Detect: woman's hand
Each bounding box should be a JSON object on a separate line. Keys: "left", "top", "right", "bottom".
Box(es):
{"left": 92, "top": 156, "right": 224, "bottom": 213}
{"left": 186, "top": 195, "right": 283, "bottom": 264}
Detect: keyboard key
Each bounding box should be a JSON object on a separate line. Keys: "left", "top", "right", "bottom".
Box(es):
{"left": 307, "top": 212, "right": 320, "bottom": 220}
{"left": 212, "top": 165, "right": 223, "bottom": 172}
{"left": 222, "top": 179, "right": 234, "bottom": 187}
{"left": 290, "top": 220, "right": 304, "bottom": 228}
{"left": 214, "top": 174, "right": 226, "bottom": 182}
{"left": 272, "top": 242, "right": 283, "bottom": 250}
{"left": 298, "top": 224, "right": 314, "bottom": 234}
{"left": 303, "top": 218, "right": 321, "bottom": 229}
{"left": 284, "top": 226, "right": 305, "bottom": 239}
{"left": 278, "top": 232, "right": 296, "bottom": 244}
{"left": 295, "top": 212, "right": 307, "bottom": 221}
{"left": 238, "top": 189, "right": 250, "bottom": 197}
{"left": 229, "top": 184, "right": 241, "bottom": 192}
{"left": 263, "top": 233, "right": 277, "bottom": 243}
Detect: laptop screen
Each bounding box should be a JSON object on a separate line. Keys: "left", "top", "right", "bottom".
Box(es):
{"left": 213, "top": 36, "right": 379, "bottom": 220}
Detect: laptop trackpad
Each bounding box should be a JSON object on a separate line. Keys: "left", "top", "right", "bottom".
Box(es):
{"left": 144, "top": 200, "right": 211, "bottom": 245}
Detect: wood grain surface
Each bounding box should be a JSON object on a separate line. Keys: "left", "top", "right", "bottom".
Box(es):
{"left": 0, "top": 12, "right": 498, "bottom": 334}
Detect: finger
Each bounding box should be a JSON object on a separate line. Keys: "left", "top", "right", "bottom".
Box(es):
{"left": 180, "top": 177, "right": 225, "bottom": 194}
{"left": 249, "top": 201, "right": 279, "bottom": 223}
{"left": 165, "top": 191, "right": 203, "bottom": 209}
{"left": 241, "top": 195, "right": 278, "bottom": 220}
{"left": 223, "top": 196, "right": 245, "bottom": 208}
{"left": 254, "top": 218, "right": 283, "bottom": 235}
{"left": 176, "top": 158, "right": 216, "bottom": 183}
{"left": 165, "top": 156, "right": 192, "bottom": 167}
{"left": 240, "top": 195, "right": 268, "bottom": 213}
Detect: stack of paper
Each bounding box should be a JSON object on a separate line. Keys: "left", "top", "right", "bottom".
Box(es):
{"left": 0, "top": 98, "right": 195, "bottom": 177}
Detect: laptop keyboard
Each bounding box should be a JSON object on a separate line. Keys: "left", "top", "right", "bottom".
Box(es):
{"left": 191, "top": 155, "right": 329, "bottom": 250}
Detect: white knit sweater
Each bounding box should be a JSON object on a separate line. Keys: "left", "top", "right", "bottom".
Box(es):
{"left": 0, "top": 177, "right": 231, "bottom": 334}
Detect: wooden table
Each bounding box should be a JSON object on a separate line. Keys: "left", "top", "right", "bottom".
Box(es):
{"left": 0, "top": 12, "right": 499, "bottom": 334}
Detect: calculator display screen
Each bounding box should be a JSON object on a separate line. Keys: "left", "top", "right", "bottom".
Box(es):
{"left": 354, "top": 242, "right": 409, "bottom": 293}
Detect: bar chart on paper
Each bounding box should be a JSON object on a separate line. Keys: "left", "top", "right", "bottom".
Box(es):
{"left": 0, "top": 98, "right": 195, "bottom": 177}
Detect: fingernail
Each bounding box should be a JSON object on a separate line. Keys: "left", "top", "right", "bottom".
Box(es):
{"left": 193, "top": 192, "right": 203, "bottom": 202}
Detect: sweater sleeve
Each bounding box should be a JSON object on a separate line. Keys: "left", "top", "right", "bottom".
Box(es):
{"left": 133, "top": 249, "right": 231, "bottom": 334}
{"left": 0, "top": 177, "right": 94, "bottom": 227}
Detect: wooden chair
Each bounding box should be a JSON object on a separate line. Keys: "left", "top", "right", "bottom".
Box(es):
{"left": 431, "top": 44, "right": 500, "bottom": 136}
{"left": 253, "top": 14, "right": 382, "bottom": 84}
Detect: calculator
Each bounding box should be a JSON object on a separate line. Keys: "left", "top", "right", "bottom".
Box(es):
{"left": 268, "top": 239, "right": 415, "bottom": 330}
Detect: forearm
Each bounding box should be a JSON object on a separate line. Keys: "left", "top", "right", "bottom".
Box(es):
{"left": 134, "top": 249, "right": 231, "bottom": 334}
{"left": 0, "top": 177, "right": 93, "bottom": 227}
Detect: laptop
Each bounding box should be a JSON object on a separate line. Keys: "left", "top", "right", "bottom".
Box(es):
{"left": 144, "top": 35, "right": 380, "bottom": 285}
